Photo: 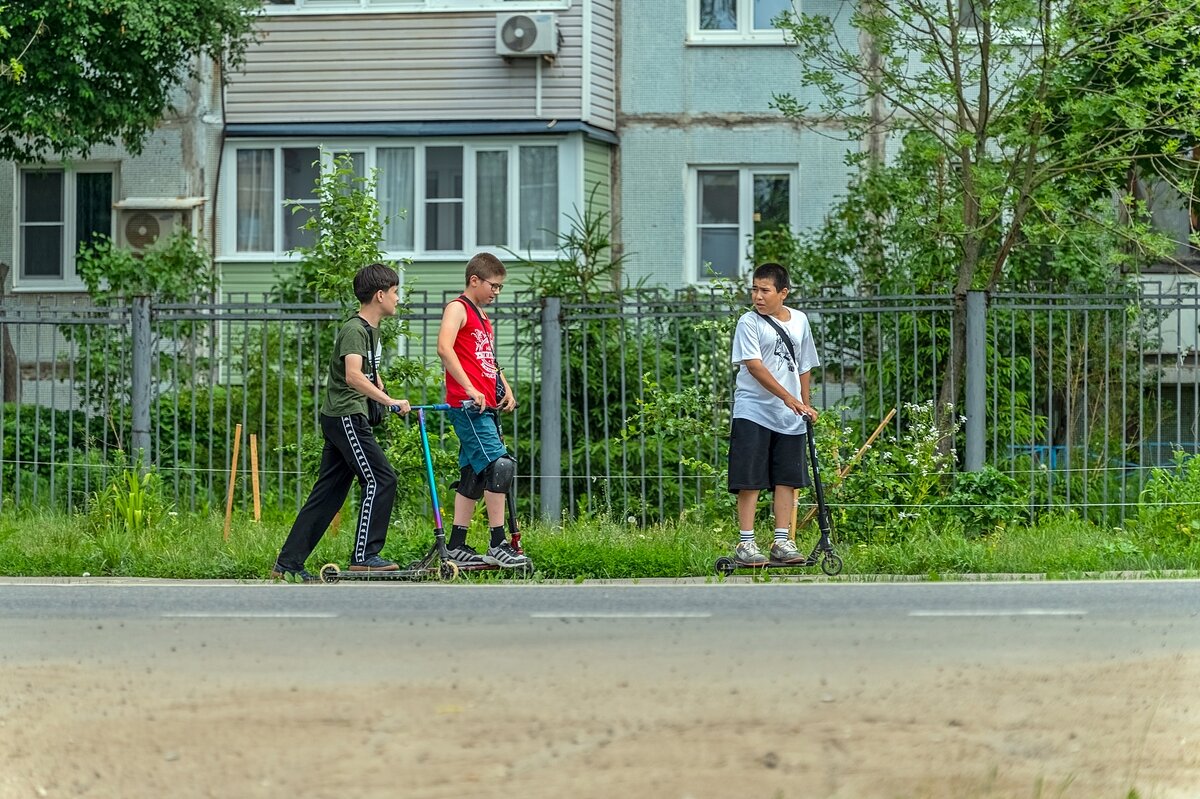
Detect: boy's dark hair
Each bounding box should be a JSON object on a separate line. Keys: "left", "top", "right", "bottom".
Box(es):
{"left": 353, "top": 263, "right": 400, "bottom": 303}
{"left": 466, "top": 252, "right": 507, "bottom": 284}
{"left": 753, "top": 262, "right": 791, "bottom": 293}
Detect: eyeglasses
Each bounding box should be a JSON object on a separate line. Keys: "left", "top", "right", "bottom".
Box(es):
{"left": 480, "top": 278, "right": 504, "bottom": 293}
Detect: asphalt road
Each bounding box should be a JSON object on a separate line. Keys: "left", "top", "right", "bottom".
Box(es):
{"left": 2, "top": 578, "right": 1199, "bottom": 798}
{"left": 3, "top": 578, "right": 1200, "bottom": 674}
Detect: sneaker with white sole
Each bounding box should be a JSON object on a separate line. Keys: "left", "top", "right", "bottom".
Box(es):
{"left": 734, "top": 540, "right": 768, "bottom": 566}
{"left": 348, "top": 555, "right": 400, "bottom": 572}
{"left": 483, "top": 541, "right": 531, "bottom": 569}
{"left": 770, "top": 538, "right": 808, "bottom": 564}
{"left": 445, "top": 544, "right": 488, "bottom": 568}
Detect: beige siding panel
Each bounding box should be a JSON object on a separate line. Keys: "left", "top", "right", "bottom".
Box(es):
{"left": 227, "top": 8, "right": 586, "bottom": 124}
{"left": 587, "top": 0, "right": 616, "bottom": 129}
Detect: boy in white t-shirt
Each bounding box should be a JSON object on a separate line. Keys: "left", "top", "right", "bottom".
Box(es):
{"left": 727, "top": 262, "right": 821, "bottom": 566}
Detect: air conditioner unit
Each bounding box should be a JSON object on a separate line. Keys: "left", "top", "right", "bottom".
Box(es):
{"left": 496, "top": 12, "right": 557, "bottom": 57}
{"left": 118, "top": 209, "right": 184, "bottom": 254}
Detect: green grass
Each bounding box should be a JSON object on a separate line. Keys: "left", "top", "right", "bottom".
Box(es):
{"left": 2, "top": 504, "right": 1199, "bottom": 580}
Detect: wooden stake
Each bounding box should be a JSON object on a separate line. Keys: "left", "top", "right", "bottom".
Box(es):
{"left": 249, "top": 433, "right": 261, "bottom": 523}
{"left": 223, "top": 423, "right": 242, "bottom": 541}
{"left": 329, "top": 509, "right": 342, "bottom": 537}
{"left": 791, "top": 408, "right": 897, "bottom": 541}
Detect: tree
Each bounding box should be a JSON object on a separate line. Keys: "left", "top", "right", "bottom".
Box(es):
{"left": 0, "top": 0, "right": 259, "bottom": 162}
{"left": 774, "top": 0, "right": 1200, "bottom": 448}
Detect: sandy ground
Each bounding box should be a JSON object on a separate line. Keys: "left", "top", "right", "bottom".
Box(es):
{"left": 2, "top": 650, "right": 1198, "bottom": 799}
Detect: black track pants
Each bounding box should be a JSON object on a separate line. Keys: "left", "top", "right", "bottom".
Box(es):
{"left": 276, "top": 414, "right": 397, "bottom": 569}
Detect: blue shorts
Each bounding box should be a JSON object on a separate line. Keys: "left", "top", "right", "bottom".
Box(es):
{"left": 448, "top": 408, "right": 508, "bottom": 474}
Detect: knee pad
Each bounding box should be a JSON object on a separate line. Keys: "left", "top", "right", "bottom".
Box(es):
{"left": 455, "top": 465, "right": 486, "bottom": 501}
{"left": 484, "top": 455, "right": 516, "bottom": 495}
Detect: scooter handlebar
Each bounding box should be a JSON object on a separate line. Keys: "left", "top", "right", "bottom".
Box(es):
{"left": 393, "top": 401, "right": 478, "bottom": 413}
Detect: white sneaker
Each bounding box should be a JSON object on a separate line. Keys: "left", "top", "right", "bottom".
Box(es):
{"left": 734, "top": 540, "right": 768, "bottom": 566}
{"left": 483, "top": 542, "right": 531, "bottom": 569}
{"left": 770, "top": 538, "right": 807, "bottom": 564}
{"left": 445, "top": 545, "right": 487, "bottom": 567}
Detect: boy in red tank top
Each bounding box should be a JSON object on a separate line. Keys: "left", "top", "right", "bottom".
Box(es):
{"left": 436, "top": 253, "right": 530, "bottom": 569}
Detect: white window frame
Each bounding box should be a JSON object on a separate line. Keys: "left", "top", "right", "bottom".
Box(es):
{"left": 684, "top": 164, "right": 799, "bottom": 283}
{"left": 687, "top": 0, "right": 793, "bottom": 45}
{"left": 261, "top": 0, "right": 571, "bottom": 15}
{"left": 955, "top": 0, "right": 1056, "bottom": 45}
{"left": 11, "top": 162, "right": 119, "bottom": 293}
{"left": 220, "top": 138, "right": 570, "bottom": 262}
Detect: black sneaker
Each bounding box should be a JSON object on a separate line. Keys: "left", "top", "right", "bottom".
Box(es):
{"left": 483, "top": 541, "right": 531, "bottom": 569}
{"left": 348, "top": 555, "right": 400, "bottom": 572}
{"left": 270, "top": 564, "right": 318, "bottom": 583}
{"left": 445, "top": 544, "right": 487, "bottom": 567}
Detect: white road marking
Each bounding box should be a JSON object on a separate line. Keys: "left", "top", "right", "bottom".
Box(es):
{"left": 908, "top": 609, "right": 1086, "bottom": 617}
{"left": 530, "top": 612, "right": 712, "bottom": 619}
{"left": 161, "top": 613, "right": 338, "bottom": 619}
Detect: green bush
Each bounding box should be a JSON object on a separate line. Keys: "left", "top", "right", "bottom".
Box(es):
{"left": 1129, "top": 450, "right": 1200, "bottom": 552}
{"left": 939, "top": 465, "right": 1025, "bottom": 536}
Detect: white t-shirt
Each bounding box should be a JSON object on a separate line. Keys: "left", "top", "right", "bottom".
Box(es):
{"left": 730, "top": 308, "right": 820, "bottom": 435}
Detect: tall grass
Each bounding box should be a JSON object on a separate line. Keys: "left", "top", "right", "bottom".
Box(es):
{"left": 2, "top": 505, "right": 1198, "bottom": 579}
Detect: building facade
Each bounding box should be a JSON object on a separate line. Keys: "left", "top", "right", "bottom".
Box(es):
{"left": 218, "top": 0, "right": 616, "bottom": 297}
{"left": 617, "top": 0, "right": 856, "bottom": 288}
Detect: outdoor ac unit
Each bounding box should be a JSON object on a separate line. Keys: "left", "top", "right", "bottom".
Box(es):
{"left": 496, "top": 13, "right": 558, "bottom": 57}
{"left": 118, "top": 209, "right": 184, "bottom": 254}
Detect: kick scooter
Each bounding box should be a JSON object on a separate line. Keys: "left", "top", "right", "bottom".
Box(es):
{"left": 320, "top": 403, "right": 462, "bottom": 584}
{"left": 714, "top": 425, "right": 845, "bottom": 577}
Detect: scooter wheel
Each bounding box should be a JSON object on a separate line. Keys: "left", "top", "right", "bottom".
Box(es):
{"left": 439, "top": 561, "right": 460, "bottom": 581}
{"left": 319, "top": 563, "right": 341, "bottom": 584}
{"left": 714, "top": 557, "right": 736, "bottom": 577}
{"left": 820, "top": 554, "right": 844, "bottom": 576}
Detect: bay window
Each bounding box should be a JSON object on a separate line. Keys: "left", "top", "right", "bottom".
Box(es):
{"left": 229, "top": 141, "right": 561, "bottom": 256}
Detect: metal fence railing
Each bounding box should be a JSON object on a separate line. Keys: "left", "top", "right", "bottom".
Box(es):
{"left": 3, "top": 286, "right": 1200, "bottom": 523}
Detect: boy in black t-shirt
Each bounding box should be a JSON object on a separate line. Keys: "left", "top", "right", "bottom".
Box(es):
{"left": 271, "top": 263, "right": 411, "bottom": 582}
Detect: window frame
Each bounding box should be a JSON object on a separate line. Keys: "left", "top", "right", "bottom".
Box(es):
{"left": 12, "top": 162, "right": 119, "bottom": 292}
{"left": 261, "top": 0, "right": 571, "bottom": 16}
{"left": 687, "top": 0, "right": 794, "bottom": 45}
{"left": 685, "top": 164, "right": 799, "bottom": 283}
{"left": 955, "top": 0, "right": 1056, "bottom": 45}
{"left": 221, "top": 139, "right": 567, "bottom": 261}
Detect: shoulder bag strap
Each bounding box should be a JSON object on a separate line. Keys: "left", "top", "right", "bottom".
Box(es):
{"left": 457, "top": 295, "right": 502, "bottom": 372}
{"left": 756, "top": 311, "right": 798, "bottom": 366}
{"left": 357, "top": 316, "right": 378, "bottom": 379}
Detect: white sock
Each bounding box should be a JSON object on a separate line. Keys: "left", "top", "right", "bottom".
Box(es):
{"left": 774, "top": 528, "right": 789, "bottom": 543}
{"left": 738, "top": 530, "right": 755, "bottom": 544}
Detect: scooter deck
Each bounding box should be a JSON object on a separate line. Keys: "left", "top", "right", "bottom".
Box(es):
{"left": 714, "top": 550, "right": 843, "bottom": 576}
{"left": 452, "top": 561, "right": 535, "bottom": 575}
{"left": 323, "top": 568, "right": 435, "bottom": 582}
{"left": 730, "top": 558, "right": 821, "bottom": 569}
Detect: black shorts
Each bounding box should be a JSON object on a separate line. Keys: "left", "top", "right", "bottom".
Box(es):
{"left": 727, "top": 418, "right": 810, "bottom": 492}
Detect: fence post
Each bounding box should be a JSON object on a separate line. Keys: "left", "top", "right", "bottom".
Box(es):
{"left": 540, "top": 297, "right": 562, "bottom": 523}
{"left": 965, "top": 290, "right": 986, "bottom": 471}
{"left": 131, "top": 295, "right": 152, "bottom": 466}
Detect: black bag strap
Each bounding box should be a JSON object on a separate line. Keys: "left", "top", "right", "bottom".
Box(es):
{"left": 757, "top": 311, "right": 798, "bottom": 366}
{"left": 356, "top": 316, "right": 378, "bottom": 380}
{"left": 457, "top": 295, "right": 502, "bottom": 373}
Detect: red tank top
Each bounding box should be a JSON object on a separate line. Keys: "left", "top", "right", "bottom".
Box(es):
{"left": 446, "top": 296, "right": 498, "bottom": 407}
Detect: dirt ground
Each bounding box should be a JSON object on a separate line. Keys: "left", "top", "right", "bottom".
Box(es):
{"left": 2, "top": 652, "right": 1197, "bottom": 799}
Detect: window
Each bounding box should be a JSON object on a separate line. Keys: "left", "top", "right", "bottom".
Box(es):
{"left": 228, "top": 141, "right": 561, "bottom": 256}
{"left": 691, "top": 166, "right": 795, "bottom": 280}
{"left": 18, "top": 166, "right": 115, "bottom": 286}
{"left": 956, "top": 0, "right": 1052, "bottom": 42}
{"left": 263, "top": 0, "right": 569, "bottom": 13}
{"left": 691, "top": 0, "right": 794, "bottom": 42}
